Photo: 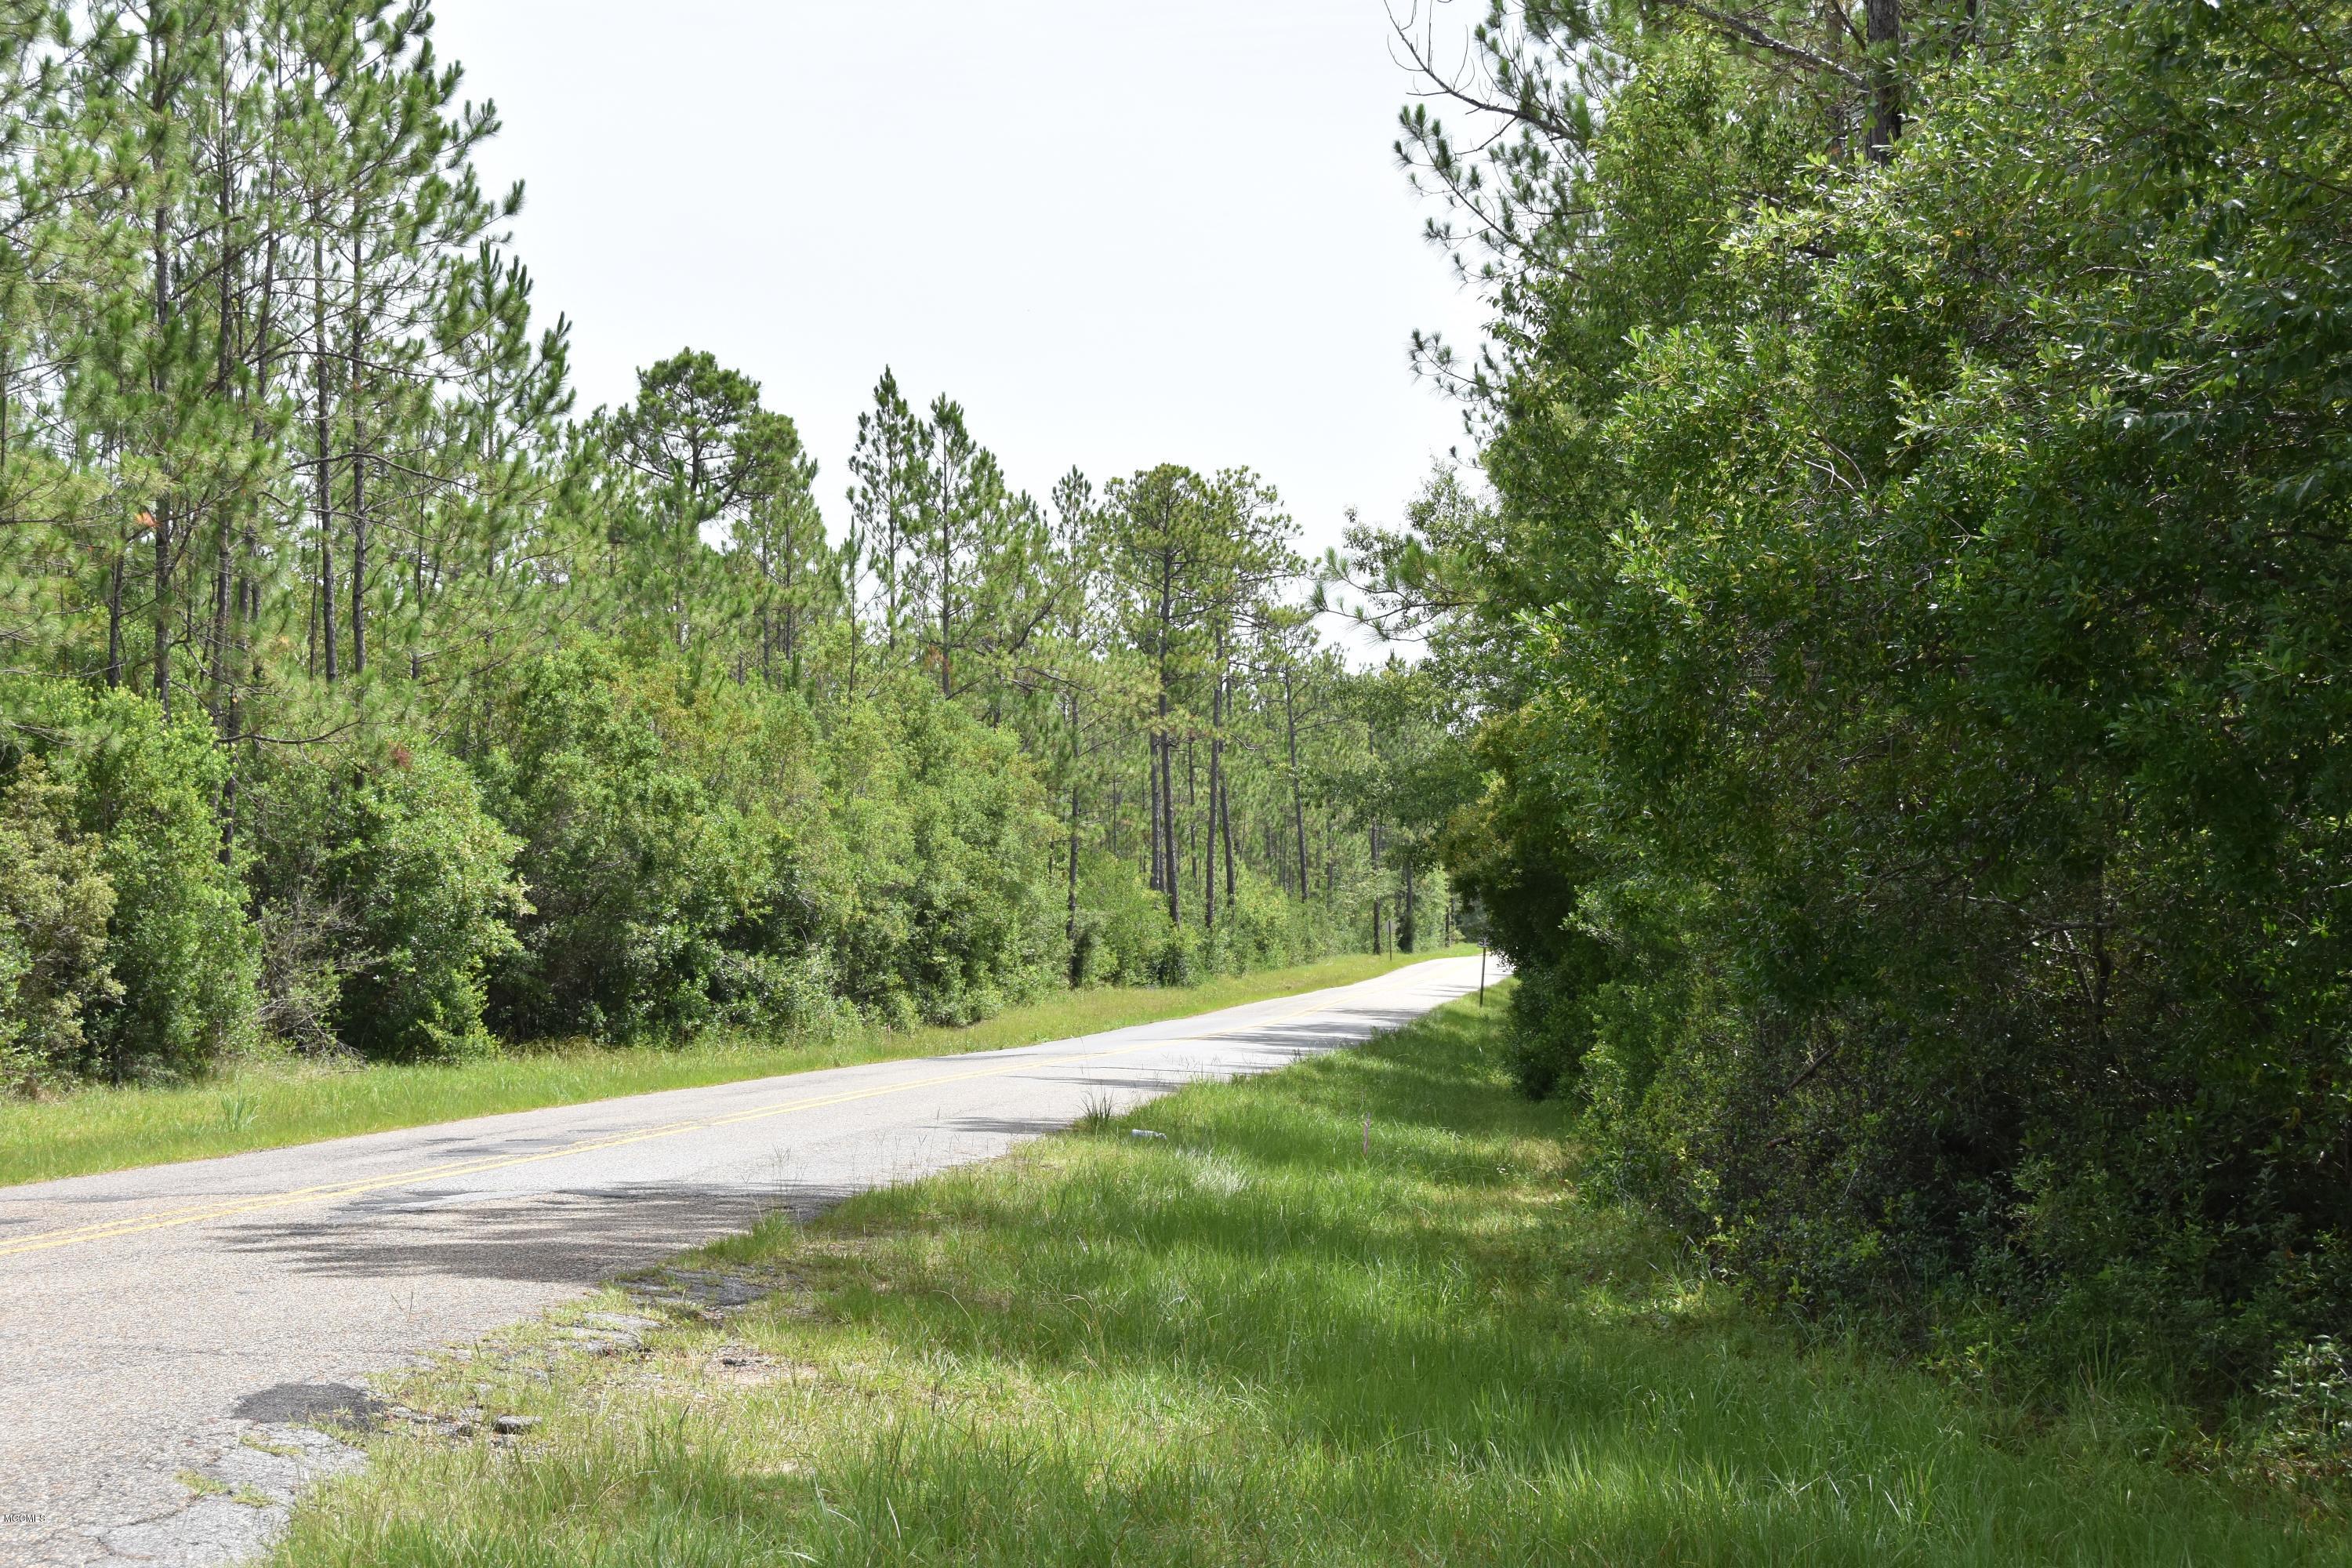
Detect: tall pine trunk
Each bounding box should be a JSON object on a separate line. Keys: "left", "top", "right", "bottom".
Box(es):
{"left": 151, "top": 502, "right": 172, "bottom": 717}
{"left": 348, "top": 234, "right": 367, "bottom": 680}
{"left": 1066, "top": 690, "right": 1083, "bottom": 959}
{"left": 1160, "top": 719, "right": 1179, "bottom": 924}
{"left": 206, "top": 78, "right": 237, "bottom": 729}
{"left": 1220, "top": 769, "right": 1237, "bottom": 909}
{"left": 1284, "top": 668, "right": 1309, "bottom": 904}
{"left": 140, "top": 24, "right": 180, "bottom": 718}
{"left": 1146, "top": 733, "right": 1162, "bottom": 892}
{"left": 313, "top": 227, "right": 336, "bottom": 683}
{"left": 938, "top": 552, "right": 952, "bottom": 697}
{"left": 1203, "top": 674, "right": 1221, "bottom": 930}
{"left": 1156, "top": 550, "right": 1178, "bottom": 924}
{"left": 150, "top": 176, "right": 173, "bottom": 715}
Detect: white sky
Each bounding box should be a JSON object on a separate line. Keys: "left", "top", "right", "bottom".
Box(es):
{"left": 430, "top": 0, "right": 1487, "bottom": 568}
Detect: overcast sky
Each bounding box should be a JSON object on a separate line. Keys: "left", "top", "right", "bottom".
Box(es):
{"left": 429, "top": 0, "right": 1487, "bottom": 566}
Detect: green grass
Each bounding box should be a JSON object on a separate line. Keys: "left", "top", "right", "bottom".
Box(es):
{"left": 272, "top": 986, "right": 2347, "bottom": 1567}
{"left": 0, "top": 949, "right": 1469, "bottom": 1189}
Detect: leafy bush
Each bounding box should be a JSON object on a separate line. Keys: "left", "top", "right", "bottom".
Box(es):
{"left": 0, "top": 760, "right": 118, "bottom": 1088}
{"left": 25, "top": 689, "right": 260, "bottom": 1081}
{"left": 818, "top": 675, "right": 1058, "bottom": 1023}
{"left": 1501, "top": 963, "right": 1587, "bottom": 1102}
{"left": 1417, "top": 0, "right": 2352, "bottom": 1399}
{"left": 1067, "top": 854, "right": 1174, "bottom": 986}
{"left": 1073, "top": 857, "right": 1346, "bottom": 991}
{"left": 2, "top": 683, "right": 259, "bottom": 1082}
{"left": 246, "top": 742, "right": 526, "bottom": 1060}
{"left": 1202, "top": 869, "right": 1333, "bottom": 976}
{"left": 474, "top": 649, "right": 765, "bottom": 1040}
{"left": 1150, "top": 920, "right": 1201, "bottom": 988}
{"left": 472, "top": 652, "right": 1054, "bottom": 1040}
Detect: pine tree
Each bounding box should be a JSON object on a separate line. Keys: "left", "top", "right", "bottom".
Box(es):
{"left": 844, "top": 368, "right": 924, "bottom": 655}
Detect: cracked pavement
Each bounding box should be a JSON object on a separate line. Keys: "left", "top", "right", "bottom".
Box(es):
{"left": 0, "top": 956, "right": 1486, "bottom": 1566}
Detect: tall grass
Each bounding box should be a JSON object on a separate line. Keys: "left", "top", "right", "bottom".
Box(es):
{"left": 0, "top": 949, "right": 1464, "bottom": 1189}
{"left": 273, "top": 987, "right": 2343, "bottom": 1567}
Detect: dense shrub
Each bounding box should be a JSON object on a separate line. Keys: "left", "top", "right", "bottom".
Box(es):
{"left": 1412, "top": 0, "right": 2352, "bottom": 1399}
{"left": 2, "top": 686, "right": 260, "bottom": 1080}
{"left": 1073, "top": 856, "right": 1348, "bottom": 990}
{"left": 1067, "top": 855, "right": 1172, "bottom": 987}
{"left": 339, "top": 750, "right": 527, "bottom": 1058}
{"left": 246, "top": 742, "right": 525, "bottom": 1060}
{"left": 0, "top": 760, "right": 118, "bottom": 1088}
{"left": 474, "top": 649, "right": 780, "bottom": 1040}
{"left": 1201, "top": 869, "right": 1333, "bottom": 976}
{"left": 818, "top": 676, "right": 1058, "bottom": 1023}
{"left": 471, "top": 652, "right": 1056, "bottom": 1040}
{"left": 31, "top": 690, "right": 260, "bottom": 1081}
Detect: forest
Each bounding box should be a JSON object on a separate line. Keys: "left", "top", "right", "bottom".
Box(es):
{"left": 1356, "top": 0, "right": 2352, "bottom": 1428}
{"left": 8, "top": 0, "right": 2351, "bottom": 1456}
{"left": 0, "top": 2, "right": 1452, "bottom": 1092}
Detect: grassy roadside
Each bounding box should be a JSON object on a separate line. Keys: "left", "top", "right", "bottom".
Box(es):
{"left": 273, "top": 987, "right": 2343, "bottom": 1567}
{"left": 0, "top": 948, "right": 1472, "bottom": 1189}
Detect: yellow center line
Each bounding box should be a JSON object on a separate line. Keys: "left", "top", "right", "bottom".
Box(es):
{"left": 0, "top": 984, "right": 1380, "bottom": 1261}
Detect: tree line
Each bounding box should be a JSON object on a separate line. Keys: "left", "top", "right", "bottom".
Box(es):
{"left": 0, "top": 0, "right": 1449, "bottom": 1090}
{"left": 1362, "top": 0, "right": 2352, "bottom": 1417}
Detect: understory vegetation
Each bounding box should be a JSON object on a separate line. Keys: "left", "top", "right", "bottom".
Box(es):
{"left": 272, "top": 993, "right": 2347, "bottom": 1566}
{"left": 0, "top": 3, "right": 1457, "bottom": 1096}
{"left": 1343, "top": 0, "right": 2352, "bottom": 1443}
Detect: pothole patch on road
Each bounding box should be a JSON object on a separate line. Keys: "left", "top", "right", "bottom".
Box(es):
{"left": 100, "top": 1270, "right": 793, "bottom": 1562}
{"left": 231, "top": 1381, "right": 387, "bottom": 1431}
{"left": 100, "top": 1417, "right": 365, "bottom": 1566}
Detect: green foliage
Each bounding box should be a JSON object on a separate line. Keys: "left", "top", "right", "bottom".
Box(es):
{"left": 2252, "top": 1338, "right": 2352, "bottom": 1498}
{"left": 1067, "top": 854, "right": 1178, "bottom": 986}
{"left": 0, "top": 760, "right": 118, "bottom": 1089}
{"left": 246, "top": 742, "right": 524, "bottom": 1061}
{"left": 75, "top": 695, "right": 260, "bottom": 1080}
{"left": 818, "top": 673, "right": 1060, "bottom": 1023}
{"left": 475, "top": 648, "right": 789, "bottom": 1041}
{"left": 3, "top": 686, "right": 259, "bottom": 1081}
{"left": 1390, "top": 0, "right": 2352, "bottom": 1402}
{"left": 469, "top": 649, "right": 1058, "bottom": 1042}
{"left": 1201, "top": 866, "right": 1334, "bottom": 976}
{"left": 1065, "top": 855, "right": 1336, "bottom": 989}
{"left": 335, "top": 748, "right": 526, "bottom": 1059}
{"left": 0, "top": 4, "right": 1431, "bottom": 1091}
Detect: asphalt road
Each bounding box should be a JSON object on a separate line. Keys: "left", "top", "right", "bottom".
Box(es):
{"left": 0, "top": 955, "right": 1488, "bottom": 1566}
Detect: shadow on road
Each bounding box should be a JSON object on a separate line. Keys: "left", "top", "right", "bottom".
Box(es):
{"left": 212, "top": 1184, "right": 843, "bottom": 1284}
